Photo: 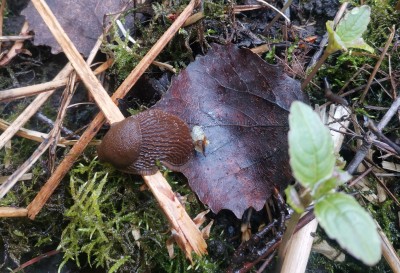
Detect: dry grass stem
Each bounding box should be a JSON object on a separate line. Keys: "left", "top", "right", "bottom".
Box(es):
{"left": 0, "top": 59, "right": 112, "bottom": 102}
{"left": 0, "top": 207, "right": 28, "bottom": 217}
{"left": 0, "top": 63, "right": 74, "bottom": 149}
{"left": 0, "top": 0, "right": 6, "bottom": 51}
{"left": 0, "top": 35, "right": 33, "bottom": 42}
{"left": 30, "top": 0, "right": 124, "bottom": 123}
{"left": 0, "top": 173, "right": 32, "bottom": 184}
{"left": 0, "top": 21, "right": 29, "bottom": 66}
{"left": 0, "top": 71, "right": 76, "bottom": 199}
{"left": 360, "top": 25, "right": 396, "bottom": 102}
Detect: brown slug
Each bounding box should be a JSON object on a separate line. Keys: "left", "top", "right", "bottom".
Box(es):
{"left": 97, "top": 109, "right": 194, "bottom": 175}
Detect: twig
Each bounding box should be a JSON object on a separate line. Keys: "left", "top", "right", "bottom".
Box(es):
{"left": 27, "top": 0, "right": 206, "bottom": 260}
{"left": 0, "top": 21, "right": 29, "bottom": 66}
{"left": 30, "top": 0, "right": 124, "bottom": 123}
{"left": 360, "top": 26, "right": 395, "bottom": 103}
{"left": 0, "top": 0, "right": 6, "bottom": 52}
{"left": 232, "top": 5, "right": 266, "bottom": 13}
{"left": 11, "top": 249, "right": 60, "bottom": 273}
{"left": 379, "top": 222, "right": 400, "bottom": 273}
{"left": 256, "top": 0, "right": 290, "bottom": 24}
{"left": 340, "top": 77, "right": 389, "bottom": 98}
{"left": 0, "top": 72, "right": 76, "bottom": 199}
{"left": 0, "top": 35, "right": 34, "bottom": 42}
{"left": 35, "top": 112, "right": 78, "bottom": 138}
{"left": 0, "top": 64, "right": 74, "bottom": 150}
{"left": 365, "top": 118, "right": 400, "bottom": 155}
{"left": 49, "top": 72, "right": 77, "bottom": 172}
{"left": 263, "top": 0, "right": 293, "bottom": 33}
{"left": 0, "top": 59, "right": 112, "bottom": 102}
{"left": 370, "top": 169, "right": 400, "bottom": 207}
{"left": 348, "top": 166, "right": 373, "bottom": 187}
{"left": 256, "top": 250, "right": 277, "bottom": 273}
{"left": 0, "top": 173, "right": 32, "bottom": 184}
{"left": 0, "top": 207, "right": 27, "bottom": 217}
{"left": 347, "top": 89, "right": 400, "bottom": 173}
{"left": 0, "top": 118, "right": 96, "bottom": 146}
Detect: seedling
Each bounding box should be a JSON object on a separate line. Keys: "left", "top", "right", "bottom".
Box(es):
{"left": 282, "top": 101, "right": 381, "bottom": 266}
{"left": 301, "top": 5, "right": 374, "bottom": 89}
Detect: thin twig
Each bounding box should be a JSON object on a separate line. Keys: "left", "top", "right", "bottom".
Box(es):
{"left": 0, "top": 73, "right": 76, "bottom": 199}
{"left": 30, "top": 0, "right": 124, "bottom": 123}
{"left": 0, "top": 59, "right": 112, "bottom": 102}
{"left": 0, "top": 207, "right": 27, "bottom": 217}
{"left": 0, "top": 21, "right": 29, "bottom": 66}
{"left": 49, "top": 72, "right": 77, "bottom": 172}
{"left": 35, "top": 112, "right": 78, "bottom": 138}
{"left": 360, "top": 26, "right": 395, "bottom": 103}
{"left": 11, "top": 250, "right": 61, "bottom": 273}
{"left": 347, "top": 89, "right": 400, "bottom": 173}
{"left": 263, "top": 0, "right": 292, "bottom": 33}
{"left": 256, "top": 0, "right": 290, "bottom": 24}
{"left": 0, "top": 64, "right": 74, "bottom": 150}
{"left": 0, "top": 35, "right": 34, "bottom": 42}
{"left": 366, "top": 119, "right": 400, "bottom": 155}
{"left": 0, "top": 0, "right": 6, "bottom": 52}
{"left": 369, "top": 168, "right": 400, "bottom": 207}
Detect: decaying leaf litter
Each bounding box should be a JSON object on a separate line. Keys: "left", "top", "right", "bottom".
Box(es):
{"left": 0, "top": 1, "right": 397, "bottom": 271}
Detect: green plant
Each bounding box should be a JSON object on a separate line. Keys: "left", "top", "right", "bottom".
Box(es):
{"left": 283, "top": 101, "right": 381, "bottom": 266}
{"left": 301, "top": 5, "right": 374, "bottom": 89}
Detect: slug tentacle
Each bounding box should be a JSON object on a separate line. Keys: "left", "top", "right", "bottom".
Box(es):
{"left": 97, "top": 109, "right": 194, "bottom": 175}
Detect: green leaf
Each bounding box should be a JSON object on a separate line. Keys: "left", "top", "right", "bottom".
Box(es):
{"left": 326, "top": 6, "right": 374, "bottom": 53}
{"left": 336, "top": 6, "right": 371, "bottom": 43}
{"left": 314, "top": 192, "right": 382, "bottom": 265}
{"left": 345, "top": 38, "right": 375, "bottom": 53}
{"left": 326, "top": 21, "right": 346, "bottom": 54}
{"left": 311, "top": 167, "right": 352, "bottom": 199}
{"left": 288, "top": 101, "right": 335, "bottom": 188}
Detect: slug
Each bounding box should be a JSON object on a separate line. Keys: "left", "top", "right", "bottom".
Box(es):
{"left": 97, "top": 109, "right": 194, "bottom": 175}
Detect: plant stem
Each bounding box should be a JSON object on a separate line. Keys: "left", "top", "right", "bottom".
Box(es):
{"left": 276, "top": 211, "right": 302, "bottom": 271}
{"left": 301, "top": 50, "right": 331, "bottom": 90}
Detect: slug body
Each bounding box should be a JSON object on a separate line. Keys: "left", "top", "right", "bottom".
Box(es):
{"left": 97, "top": 109, "right": 194, "bottom": 175}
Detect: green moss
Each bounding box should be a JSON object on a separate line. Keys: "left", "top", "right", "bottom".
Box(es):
{"left": 58, "top": 158, "right": 222, "bottom": 272}
{"left": 102, "top": 0, "right": 231, "bottom": 84}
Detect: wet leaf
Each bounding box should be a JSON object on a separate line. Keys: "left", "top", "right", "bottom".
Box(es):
{"left": 288, "top": 101, "right": 335, "bottom": 189}
{"left": 22, "top": 0, "right": 126, "bottom": 56}
{"left": 314, "top": 192, "right": 381, "bottom": 265}
{"left": 154, "top": 44, "right": 306, "bottom": 218}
